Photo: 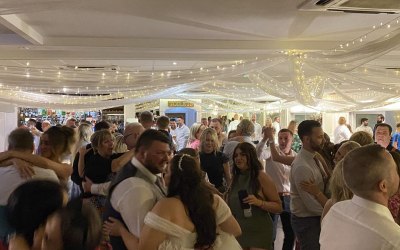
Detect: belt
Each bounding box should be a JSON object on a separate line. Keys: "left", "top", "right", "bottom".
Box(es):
{"left": 279, "top": 192, "right": 290, "bottom": 196}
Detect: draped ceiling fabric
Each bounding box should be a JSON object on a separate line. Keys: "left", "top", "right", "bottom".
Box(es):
{"left": 0, "top": 2, "right": 400, "bottom": 112}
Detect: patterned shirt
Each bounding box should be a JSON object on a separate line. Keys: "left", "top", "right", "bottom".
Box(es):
{"left": 291, "top": 133, "right": 302, "bottom": 153}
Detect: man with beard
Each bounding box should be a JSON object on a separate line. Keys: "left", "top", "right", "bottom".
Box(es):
{"left": 320, "top": 144, "right": 400, "bottom": 249}
{"left": 290, "top": 120, "right": 329, "bottom": 250}
{"left": 104, "top": 129, "right": 172, "bottom": 249}
{"left": 373, "top": 114, "right": 385, "bottom": 138}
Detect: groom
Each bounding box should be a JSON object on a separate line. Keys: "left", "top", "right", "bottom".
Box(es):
{"left": 104, "top": 129, "right": 172, "bottom": 249}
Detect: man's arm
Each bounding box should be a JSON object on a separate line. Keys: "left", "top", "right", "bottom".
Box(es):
{"left": 7, "top": 151, "right": 72, "bottom": 180}
{"left": 111, "top": 150, "right": 135, "bottom": 172}
{"left": 82, "top": 177, "right": 111, "bottom": 196}
{"left": 292, "top": 166, "right": 324, "bottom": 215}
{"left": 263, "top": 127, "right": 294, "bottom": 165}
{"left": 255, "top": 139, "right": 271, "bottom": 160}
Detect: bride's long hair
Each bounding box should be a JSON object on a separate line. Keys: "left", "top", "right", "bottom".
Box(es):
{"left": 167, "top": 154, "right": 216, "bottom": 249}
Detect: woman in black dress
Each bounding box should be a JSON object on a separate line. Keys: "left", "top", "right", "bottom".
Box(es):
{"left": 199, "top": 128, "right": 231, "bottom": 193}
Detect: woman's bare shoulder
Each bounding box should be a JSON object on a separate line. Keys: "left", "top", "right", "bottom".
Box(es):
{"left": 152, "top": 197, "right": 185, "bottom": 216}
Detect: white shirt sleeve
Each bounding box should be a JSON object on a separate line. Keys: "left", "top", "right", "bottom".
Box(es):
{"left": 342, "top": 126, "right": 352, "bottom": 140}
{"left": 111, "top": 178, "right": 157, "bottom": 237}
{"left": 255, "top": 140, "right": 271, "bottom": 160}
{"left": 91, "top": 181, "right": 111, "bottom": 196}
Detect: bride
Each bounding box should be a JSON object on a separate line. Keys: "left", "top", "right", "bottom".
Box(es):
{"left": 104, "top": 153, "right": 242, "bottom": 250}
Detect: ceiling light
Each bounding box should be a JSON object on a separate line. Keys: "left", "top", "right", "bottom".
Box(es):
{"left": 173, "top": 62, "right": 177, "bottom": 65}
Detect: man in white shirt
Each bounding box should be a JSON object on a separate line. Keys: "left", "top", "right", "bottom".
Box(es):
{"left": 272, "top": 116, "right": 281, "bottom": 142}
{"left": 290, "top": 120, "right": 329, "bottom": 250}
{"left": 251, "top": 113, "right": 262, "bottom": 143}
{"left": 227, "top": 114, "right": 240, "bottom": 133}
{"left": 0, "top": 128, "right": 59, "bottom": 205}
{"left": 175, "top": 116, "right": 190, "bottom": 151}
{"left": 0, "top": 128, "right": 58, "bottom": 239}
{"left": 256, "top": 128, "right": 296, "bottom": 250}
{"left": 320, "top": 144, "right": 400, "bottom": 249}
{"left": 169, "top": 118, "right": 178, "bottom": 146}
{"left": 333, "top": 116, "right": 351, "bottom": 144}
{"left": 223, "top": 119, "right": 255, "bottom": 166}
{"left": 105, "top": 129, "right": 172, "bottom": 249}
{"left": 354, "top": 118, "right": 373, "bottom": 137}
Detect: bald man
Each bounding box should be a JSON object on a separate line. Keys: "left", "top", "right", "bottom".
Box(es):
{"left": 320, "top": 144, "right": 400, "bottom": 249}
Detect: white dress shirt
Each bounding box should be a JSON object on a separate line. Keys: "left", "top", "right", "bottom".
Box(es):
{"left": 355, "top": 125, "right": 373, "bottom": 137}
{"left": 290, "top": 148, "right": 325, "bottom": 217}
{"left": 227, "top": 120, "right": 240, "bottom": 133}
{"left": 272, "top": 121, "right": 280, "bottom": 142}
{"left": 110, "top": 157, "right": 165, "bottom": 237}
{"left": 0, "top": 165, "right": 58, "bottom": 205}
{"left": 256, "top": 140, "right": 296, "bottom": 193}
{"left": 320, "top": 195, "right": 400, "bottom": 250}
{"left": 175, "top": 124, "right": 190, "bottom": 151}
{"left": 252, "top": 122, "right": 262, "bottom": 142}
{"left": 333, "top": 124, "right": 351, "bottom": 144}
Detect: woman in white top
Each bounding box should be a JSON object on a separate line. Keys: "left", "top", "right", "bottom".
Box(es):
{"left": 139, "top": 153, "right": 242, "bottom": 249}
{"left": 104, "top": 153, "right": 242, "bottom": 250}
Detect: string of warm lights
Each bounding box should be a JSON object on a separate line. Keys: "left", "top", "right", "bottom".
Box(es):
{"left": 0, "top": 14, "right": 400, "bottom": 112}
{"left": 335, "top": 17, "right": 400, "bottom": 51}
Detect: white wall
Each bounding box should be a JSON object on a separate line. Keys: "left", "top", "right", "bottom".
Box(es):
{"left": 0, "top": 103, "right": 18, "bottom": 151}
{"left": 123, "top": 103, "right": 137, "bottom": 124}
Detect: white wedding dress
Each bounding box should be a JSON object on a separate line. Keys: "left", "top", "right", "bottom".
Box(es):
{"left": 144, "top": 195, "right": 242, "bottom": 250}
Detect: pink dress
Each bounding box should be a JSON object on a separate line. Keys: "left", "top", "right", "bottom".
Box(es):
{"left": 187, "top": 139, "right": 201, "bottom": 151}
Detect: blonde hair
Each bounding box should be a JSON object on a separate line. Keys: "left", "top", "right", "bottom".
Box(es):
{"left": 339, "top": 141, "right": 360, "bottom": 154}
{"left": 113, "top": 134, "right": 128, "bottom": 153}
{"left": 78, "top": 123, "right": 93, "bottom": 144}
{"left": 200, "top": 128, "right": 220, "bottom": 153}
{"left": 329, "top": 160, "right": 353, "bottom": 202}
{"left": 338, "top": 117, "right": 346, "bottom": 125}
{"left": 349, "top": 131, "right": 374, "bottom": 146}
{"left": 288, "top": 120, "right": 297, "bottom": 134}
{"left": 188, "top": 123, "right": 205, "bottom": 143}
{"left": 90, "top": 130, "right": 114, "bottom": 154}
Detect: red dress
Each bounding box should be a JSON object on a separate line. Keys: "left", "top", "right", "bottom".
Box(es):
{"left": 388, "top": 193, "right": 400, "bottom": 221}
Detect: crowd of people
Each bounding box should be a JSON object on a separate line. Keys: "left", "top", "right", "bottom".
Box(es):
{"left": 0, "top": 111, "right": 399, "bottom": 250}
